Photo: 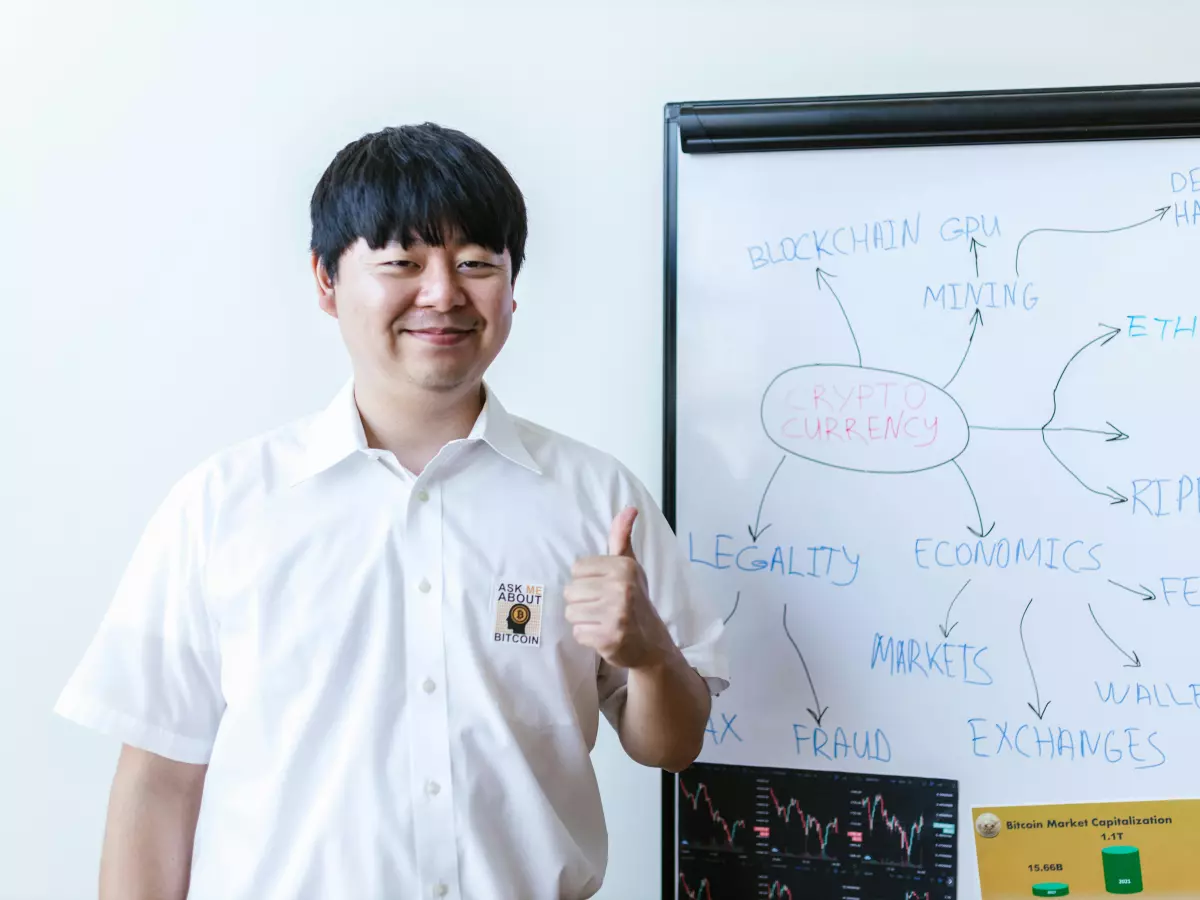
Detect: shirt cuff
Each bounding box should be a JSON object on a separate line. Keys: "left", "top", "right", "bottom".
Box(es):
{"left": 54, "top": 691, "right": 214, "bottom": 765}
{"left": 682, "top": 646, "right": 730, "bottom": 697}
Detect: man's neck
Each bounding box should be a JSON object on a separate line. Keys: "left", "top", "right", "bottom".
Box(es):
{"left": 353, "top": 377, "right": 485, "bottom": 476}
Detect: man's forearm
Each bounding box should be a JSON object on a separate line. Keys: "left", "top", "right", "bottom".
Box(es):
{"left": 100, "top": 746, "right": 206, "bottom": 900}
{"left": 618, "top": 645, "right": 712, "bottom": 772}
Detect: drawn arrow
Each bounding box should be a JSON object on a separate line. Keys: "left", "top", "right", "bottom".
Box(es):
{"left": 748, "top": 455, "right": 786, "bottom": 541}
{"left": 1015, "top": 205, "right": 1171, "bottom": 276}
{"left": 783, "top": 602, "right": 827, "bottom": 727}
{"left": 1108, "top": 579, "right": 1156, "bottom": 602}
{"left": 950, "top": 459, "right": 995, "bottom": 537}
{"left": 1100, "top": 421, "right": 1130, "bottom": 442}
{"left": 943, "top": 309, "right": 984, "bottom": 389}
{"left": 1020, "top": 598, "right": 1051, "bottom": 719}
{"left": 1041, "top": 324, "right": 1128, "bottom": 505}
{"left": 1088, "top": 603, "right": 1142, "bottom": 668}
{"left": 969, "top": 237, "right": 985, "bottom": 277}
{"left": 724, "top": 591, "right": 741, "bottom": 624}
{"left": 971, "top": 421, "right": 1129, "bottom": 442}
{"left": 815, "top": 268, "right": 862, "bottom": 367}
{"left": 939, "top": 578, "right": 972, "bottom": 639}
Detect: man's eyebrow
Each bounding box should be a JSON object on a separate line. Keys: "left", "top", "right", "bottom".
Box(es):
{"left": 375, "top": 236, "right": 501, "bottom": 253}
{"left": 453, "top": 241, "right": 504, "bottom": 254}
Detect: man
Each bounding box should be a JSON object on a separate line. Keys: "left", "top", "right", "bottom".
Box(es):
{"left": 55, "top": 122, "right": 728, "bottom": 900}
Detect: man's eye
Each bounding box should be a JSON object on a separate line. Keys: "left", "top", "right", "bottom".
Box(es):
{"left": 459, "top": 260, "right": 492, "bottom": 269}
{"left": 385, "top": 260, "right": 416, "bottom": 268}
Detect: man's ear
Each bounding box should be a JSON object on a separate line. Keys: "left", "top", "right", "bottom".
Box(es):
{"left": 312, "top": 251, "right": 337, "bottom": 318}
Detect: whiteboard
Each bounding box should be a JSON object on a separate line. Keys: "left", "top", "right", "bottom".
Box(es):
{"left": 667, "top": 98, "right": 1200, "bottom": 900}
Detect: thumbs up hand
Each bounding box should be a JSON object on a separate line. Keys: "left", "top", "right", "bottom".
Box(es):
{"left": 606, "top": 506, "right": 639, "bottom": 558}
{"left": 564, "top": 506, "right": 675, "bottom": 670}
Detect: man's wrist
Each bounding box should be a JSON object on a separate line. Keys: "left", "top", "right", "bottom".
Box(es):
{"left": 629, "top": 630, "right": 687, "bottom": 675}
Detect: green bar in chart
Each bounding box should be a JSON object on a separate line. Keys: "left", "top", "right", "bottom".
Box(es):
{"left": 1032, "top": 883, "right": 1069, "bottom": 897}
{"left": 1101, "top": 846, "right": 1143, "bottom": 894}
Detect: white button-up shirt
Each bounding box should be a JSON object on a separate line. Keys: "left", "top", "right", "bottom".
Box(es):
{"left": 55, "top": 380, "right": 728, "bottom": 900}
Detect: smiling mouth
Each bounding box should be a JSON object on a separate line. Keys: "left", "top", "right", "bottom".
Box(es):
{"left": 405, "top": 328, "right": 475, "bottom": 346}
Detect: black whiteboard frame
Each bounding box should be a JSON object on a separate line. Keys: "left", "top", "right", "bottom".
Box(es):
{"left": 659, "top": 80, "right": 1200, "bottom": 900}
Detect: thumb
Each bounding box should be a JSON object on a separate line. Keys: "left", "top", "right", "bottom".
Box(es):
{"left": 607, "top": 506, "right": 638, "bottom": 558}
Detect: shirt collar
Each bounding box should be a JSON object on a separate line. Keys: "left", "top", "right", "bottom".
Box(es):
{"left": 288, "top": 378, "right": 541, "bottom": 487}
{"left": 467, "top": 383, "right": 542, "bottom": 476}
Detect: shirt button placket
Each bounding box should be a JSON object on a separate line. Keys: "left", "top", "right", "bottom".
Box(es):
{"left": 404, "top": 481, "right": 458, "bottom": 897}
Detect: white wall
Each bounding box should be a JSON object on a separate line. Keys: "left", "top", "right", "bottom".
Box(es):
{"left": 4, "top": 1, "right": 1198, "bottom": 897}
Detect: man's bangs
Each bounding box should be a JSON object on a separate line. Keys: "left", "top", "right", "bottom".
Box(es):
{"left": 363, "top": 175, "right": 514, "bottom": 260}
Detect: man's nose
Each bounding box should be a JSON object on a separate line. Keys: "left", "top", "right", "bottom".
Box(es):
{"left": 415, "top": 259, "right": 464, "bottom": 310}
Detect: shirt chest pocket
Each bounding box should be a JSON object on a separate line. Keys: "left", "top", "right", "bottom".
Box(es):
{"left": 480, "top": 575, "right": 596, "bottom": 731}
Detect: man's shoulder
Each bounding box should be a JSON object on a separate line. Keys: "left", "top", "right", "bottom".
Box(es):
{"left": 508, "top": 414, "right": 654, "bottom": 502}
{"left": 510, "top": 415, "right": 614, "bottom": 466}
{"left": 157, "top": 408, "right": 319, "bottom": 516}
{"left": 510, "top": 414, "right": 620, "bottom": 472}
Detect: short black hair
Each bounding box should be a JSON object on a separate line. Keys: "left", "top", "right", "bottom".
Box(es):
{"left": 309, "top": 123, "right": 527, "bottom": 283}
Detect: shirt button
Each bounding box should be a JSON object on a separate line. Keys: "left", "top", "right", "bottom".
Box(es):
{"left": 417, "top": 489, "right": 430, "bottom": 502}
{"left": 418, "top": 577, "right": 431, "bottom": 593}
{"left": 423, "top": 678, "right": 436, "bottom": 694}
{"left": 433, "top": 883, "right": 448, "bottom": 897}
{"left": 425, "top": 780, "right": 441, "bottom": 796}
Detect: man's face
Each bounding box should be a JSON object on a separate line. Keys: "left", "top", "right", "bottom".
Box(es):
{"left": 315, "top": 235, "right": 515, "bottom": 394}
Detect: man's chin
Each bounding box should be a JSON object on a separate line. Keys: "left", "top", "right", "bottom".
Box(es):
{"left": 404, "top": 366, "right": 476, "bottom": 392}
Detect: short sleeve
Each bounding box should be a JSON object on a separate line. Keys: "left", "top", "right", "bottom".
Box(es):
{"left": 597, "top": 465, "right": 729, "bottom": 729}
{"left": 54, "top": 471, "right": 225, "bottom": 764}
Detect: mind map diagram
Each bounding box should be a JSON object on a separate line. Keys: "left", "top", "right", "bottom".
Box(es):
{"left": 694, "top": 199, "right": 1200, "bottom": 773}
